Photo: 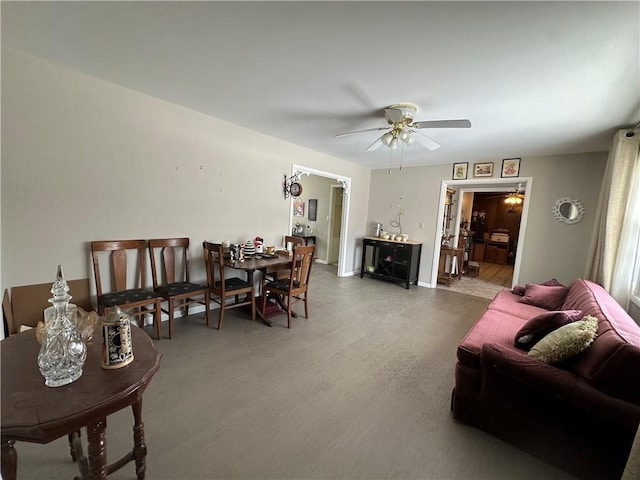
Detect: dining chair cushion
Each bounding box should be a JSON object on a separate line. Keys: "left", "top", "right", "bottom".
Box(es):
{"left": 157, "top": 282, "right": 208, "bottom": 297}
{"left": 265, "top": 279, "right": 301, "bottom": 290}
{"left": 100, "top": 289, "right": 160, "bottom": 307}
{"left": 215, "top": 278, "right": 252, "bottom": 290}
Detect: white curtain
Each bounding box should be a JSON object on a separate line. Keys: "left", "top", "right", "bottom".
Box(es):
{"left": 586, "top": 129, "right": 640, "bottom": 309}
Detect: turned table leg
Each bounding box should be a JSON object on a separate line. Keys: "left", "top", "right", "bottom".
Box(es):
{"left": 1, "top": 439, "right": 17, "bottom": 480}
{"left": 132, "top": 399, "right": 148, "bottom": 480}
{"left": 87, "top": 418, "right": 108, "bottom": 479}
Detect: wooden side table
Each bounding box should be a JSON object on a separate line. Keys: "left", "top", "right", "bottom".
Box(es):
{"left": 1, "top": 326, "right": 161, "bottom": 480}
{"left": 437, "top": 247, "right": 463, "bottom": 286}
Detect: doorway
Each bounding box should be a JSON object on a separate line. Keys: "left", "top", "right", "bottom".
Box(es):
{"left": 431, "top": 177, "right": 533, "bottom": 289}
{"left": 327, "top": 185, "right": 343, "bottom": 265}
{"left": 289, "top": 165, "right": 351, "bottom": 277}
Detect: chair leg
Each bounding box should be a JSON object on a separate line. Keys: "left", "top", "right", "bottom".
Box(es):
{"left": 250, "top": 293, "right": 256, "bottom": 322}
{"left": 203, "top": 294, "right": 210, "bottom": 327}
{"left": 287, "top": 296, "right": 292, "bottom": 329}
{"left": 304, "top": 294, "right": 309, "bottom": 319}
{"left": 168, "top": 299, "right": 174, "bottom": 340}
{"left": 155, "top": 300, "right": 162, "bottom": 340}
{"left": 217, "top": 302, "right": 224, "bottom": 330}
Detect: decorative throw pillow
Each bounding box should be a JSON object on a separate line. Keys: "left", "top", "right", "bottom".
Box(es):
{"left": 527, "top": 315, "right": 598, "bottom": 364}
{"left": 514, "top": 309, "right": 583, "bottom": 350}
{"left": 517, "top": 284, "right": 569, "bottom": 310}
{"left": 512, "top": 279, "right": 564, "bottom": 297}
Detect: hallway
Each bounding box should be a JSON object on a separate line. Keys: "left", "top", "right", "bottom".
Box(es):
{"left": 436, "top": 262, "right": 514, "bottom": 300}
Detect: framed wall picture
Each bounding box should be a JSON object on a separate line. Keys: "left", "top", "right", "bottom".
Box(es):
{"left": 473, "top": 162, "right": 494, "bottom": 177}
{"left": 452, "top": 162, "right": 468, "bottom": 180}
{"left": 501, "top": 158, "right": 521, "bottom": 178}
{"left": 293, "top": 200, "right": 304, "bottom": 217}
{"left": 308, "top": 199, "right": 317, "bottom": 221}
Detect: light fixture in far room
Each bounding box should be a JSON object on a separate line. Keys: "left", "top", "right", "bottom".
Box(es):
{"left": 504, "top": 192, "right": 523, "bottom": 206}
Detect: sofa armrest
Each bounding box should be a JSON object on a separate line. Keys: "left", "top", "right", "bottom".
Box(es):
{"left": 480, "top": 342, "right": 578, "bottom": 394}
{"left": 480, "top": 342, "right": 640, "bottom": 428}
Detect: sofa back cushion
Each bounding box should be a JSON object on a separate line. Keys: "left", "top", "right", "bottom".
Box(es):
{"left": 560, "top": 279, "right": 640, "bottom": 406}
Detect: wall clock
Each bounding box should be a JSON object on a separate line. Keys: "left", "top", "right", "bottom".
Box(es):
{"left": 289, "top": 182, "right": 302, "bottom": 198}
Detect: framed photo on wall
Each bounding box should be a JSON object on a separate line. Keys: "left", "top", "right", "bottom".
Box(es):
{"left": 473, "top": 162, "right": 494, "bottom": 177}
{"left": 293, "top": 200, "right": 304, "bottom": 217}
{"left": 501, "top": 158, "right": 521, "bottom": 178}
{"left": 308, "top": 199, "right": 317, "bottom": 221}
{"left": 452, "top": 162, "right": 468, "bottom": 180}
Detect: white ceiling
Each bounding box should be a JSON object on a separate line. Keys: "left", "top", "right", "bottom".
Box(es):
{"left": 3, "top": 1, "right": 639, "bottom": 169}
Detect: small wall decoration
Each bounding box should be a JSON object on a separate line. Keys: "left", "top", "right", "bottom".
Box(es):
{"left": 308, "top": 199, "right": 318, "bottom": 221}
{"left": 452, "top": 162, "right": 468, "bottom": 180}
{"left": 293, "top": 200, "right": 305, "bottom": 217}
{"left": 473, "top": 162, "right": 494, "bottom": 177}
{"left": 501, "top": 158, "right": 521, "bottom": 178}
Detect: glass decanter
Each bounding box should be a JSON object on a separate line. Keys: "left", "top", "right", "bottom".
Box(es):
{"left": 37, "top": 265, "right": 87, "bottom": 387}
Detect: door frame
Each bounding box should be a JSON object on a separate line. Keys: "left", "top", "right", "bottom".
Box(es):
{"left": 290, "top": 164, "right": 351, "bottom": 277}
{"left": 430, "top": 177, "right": 533, "bottom": 288}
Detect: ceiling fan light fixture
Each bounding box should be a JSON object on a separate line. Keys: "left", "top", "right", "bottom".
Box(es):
{"left": 400, "top": 131, "right": 415, "bottom": 146}
{"left": 389, "top": 137, "right": 399, "bottom": 150}
{"left": 381, "top": 131, "right": 395, "bottom": 146}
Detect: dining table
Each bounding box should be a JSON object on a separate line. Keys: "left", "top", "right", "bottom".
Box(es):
{"left": 224, "top": 254, "right": 293, "bottom": 327}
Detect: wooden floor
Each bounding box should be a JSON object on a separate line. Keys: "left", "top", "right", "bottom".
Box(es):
{"left": 437, "top": 261, "right": 514, "bottom": 299}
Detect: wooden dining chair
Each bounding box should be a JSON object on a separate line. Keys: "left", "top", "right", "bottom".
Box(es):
{"left": 148, "top": 238, "right": 210, "bottom": 339}
{"left": 261, "top": 244, "right": 315, "bottom": 328}
{"left": 265, "top": 235, "right": 306, "bottom": 282}
{"left": 91, "top": 240, "right": 163, "bottom": 339}
{"left": 202, "top": 241, "right": 255, "bottom": 329}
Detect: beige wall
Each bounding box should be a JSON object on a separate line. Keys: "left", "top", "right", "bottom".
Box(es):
{"left": 1, "top": 48, "right": 371, "bottom": 292}
{"left": 368, "top": 152, "right": 607, "bottom": 286}
{"left": 289, "top": 174, "right": 337, "bottom": 263}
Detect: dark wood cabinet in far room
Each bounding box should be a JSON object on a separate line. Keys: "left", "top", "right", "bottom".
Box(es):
{"left": 360, "top": 237, "right": 422, "bottom": 289}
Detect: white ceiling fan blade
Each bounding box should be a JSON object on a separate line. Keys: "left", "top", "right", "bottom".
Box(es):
{"left": 366, "top": 136, "right": 384, "bottom": 151}
{"left": 412, "top": 119, "right": 472, "bottom": 129}
{"left": 412, "top": 131, "right": 441, "bottom": 151}
{"left": 336, "top": 127, "right": 389, "bottom": 138}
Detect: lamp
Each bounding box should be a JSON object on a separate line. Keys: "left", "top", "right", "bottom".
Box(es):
{"left": 504, "top": 193, "right": 523, "bottom": 206}
{"left": 381, "top": 131, "right": 395, "bottom": 146}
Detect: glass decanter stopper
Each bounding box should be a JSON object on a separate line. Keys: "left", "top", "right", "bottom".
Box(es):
{"left": 37, "top": 265, "right": 87, "bottom": 387}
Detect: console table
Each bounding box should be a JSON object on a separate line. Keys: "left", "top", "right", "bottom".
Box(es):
{"left": 1, "top": 326, "right": 161, "bottom": 480}
{"left": 360, "top": 237, "right": 422, "bottom": 289}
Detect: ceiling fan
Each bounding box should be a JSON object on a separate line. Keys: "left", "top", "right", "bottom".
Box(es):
{"left": 336, "top": 103, "right": 471, "bottom": 151}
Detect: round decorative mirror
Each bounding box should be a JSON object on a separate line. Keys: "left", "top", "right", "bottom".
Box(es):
{"left": 552, "top": 197, "right": 585, "bottom": 224}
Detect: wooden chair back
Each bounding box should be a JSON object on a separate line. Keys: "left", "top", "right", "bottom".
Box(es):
{"left": 148, "top": 237, "right": 192, "bottom": 288}
{"left": 91, "top": 239, "right": 149, "bottom": 297}
{"left": 284, "top": 235, "right": 304, "bottom": 250}
{"left": 289, "top": 245, "right": 315, "bottom": 294}
{"left": 202, "top": 241, "right": 226, "bottom": 297}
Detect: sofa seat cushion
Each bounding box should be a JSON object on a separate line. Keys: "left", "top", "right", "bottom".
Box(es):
{"left": 458, "top": 309, "right": 527, "bottom": 368}
{"left": 487, "top": 290, "right": 548, "bottom": 319}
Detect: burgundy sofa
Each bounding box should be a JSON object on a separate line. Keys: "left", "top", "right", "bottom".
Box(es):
{"left": 452, "top": 278, "right": 640, "bottom": 479}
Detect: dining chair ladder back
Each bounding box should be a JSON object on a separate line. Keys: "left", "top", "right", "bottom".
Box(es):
{"left": 202, "top": 241, "right": 255, "bottom": 329}
{"left": 262, "top": 244, "right": 315, "bottom": 328}
{"left": 148, "top": 238, "right": 210, "bottom": 339}
{"left": 91, "top": 240, "right": 163, "bottom": 340}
